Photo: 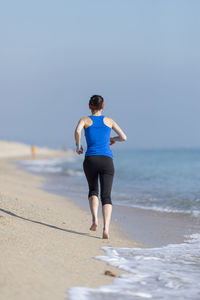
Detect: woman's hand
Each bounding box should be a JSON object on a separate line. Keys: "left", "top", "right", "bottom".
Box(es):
{"left": 110, "top": 137, "right": 116, "bottom": 146}
{"left": 76, "top": 145, "right": 83, "bottom": 155}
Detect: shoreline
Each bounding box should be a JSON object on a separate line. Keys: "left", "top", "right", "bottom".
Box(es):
{"left": 0, "top": 156, "right": 141, "bottom": 300}
{"left": 38, "top": 166, "right": 200, "bottom": 248}
{"left": 112, "top": 205, "right": 200, "bottom": 247}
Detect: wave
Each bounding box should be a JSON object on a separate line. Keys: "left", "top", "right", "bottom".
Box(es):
{"left": 18, "top": 157, "right": 84, "bottom": 176}
{"left": 68, "top": 233, "right": 200, "bottom": 300}
{"left": 113, "top": 200, "right": 200, "bottom": 217}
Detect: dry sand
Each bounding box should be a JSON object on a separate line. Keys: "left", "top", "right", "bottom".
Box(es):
{"left": 0, "top": 141, "right": 74, "bottom": 159}
{"left": 0, "top": 141, "right": 140, "bottom": 300}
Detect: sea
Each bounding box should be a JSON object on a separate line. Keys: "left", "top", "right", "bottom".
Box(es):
{"left": 18, "top": 148, "right": 200, "bottom": 299}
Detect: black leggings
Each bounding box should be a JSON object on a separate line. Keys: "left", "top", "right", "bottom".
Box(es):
{"left": 83, "top": 155, "right": 115, "bottom": 206}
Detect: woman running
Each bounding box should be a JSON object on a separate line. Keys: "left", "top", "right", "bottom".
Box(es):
{"left": 74, "top": 95, "right": 127, "bottom": 239}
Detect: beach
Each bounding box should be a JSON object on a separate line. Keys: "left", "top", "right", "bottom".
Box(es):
{"left": 1, "top": 142, "right": 200, "bottom": 300}
{"left": 0, "top": 141, "right": 140, "bottom": 300}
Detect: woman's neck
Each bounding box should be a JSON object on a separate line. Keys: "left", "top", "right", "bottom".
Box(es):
{"left": 91, "top": 110, "right": 102, "bottom": 116}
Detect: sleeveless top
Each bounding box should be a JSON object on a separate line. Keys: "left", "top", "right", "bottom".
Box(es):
{"left": 84, "top": 115, "right": 113, "bottom": 158}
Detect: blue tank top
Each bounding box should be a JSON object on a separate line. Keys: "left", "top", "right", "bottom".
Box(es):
{"left": 84, "top": 115, "right": 113, "bottom": 158}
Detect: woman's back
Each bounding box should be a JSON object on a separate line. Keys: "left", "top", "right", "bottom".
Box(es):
{"left": 84, "top": 115, "right": 113, "bottom": 158}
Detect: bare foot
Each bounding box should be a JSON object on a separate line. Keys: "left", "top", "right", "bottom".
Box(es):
{"left": 90, "top": 223, "right": 98, "bottom": 231}
{"left": 102, "top": 229, "right": 109, "bottom": 239}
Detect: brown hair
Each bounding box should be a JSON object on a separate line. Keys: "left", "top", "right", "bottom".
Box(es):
{"left": 89, "top": 95, "right": 104, "bottom": 110}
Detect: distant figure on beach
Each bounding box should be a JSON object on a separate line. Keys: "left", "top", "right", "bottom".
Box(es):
{"left": 31, "top": 145, "right": 36, "bottom": 158}
{"left": 74, "top": 95, "right": 127, "bottom": 239}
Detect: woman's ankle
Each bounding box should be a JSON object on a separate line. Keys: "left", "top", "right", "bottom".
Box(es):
{"left": 103, "top": 228, "right": 109, "bottom": 239}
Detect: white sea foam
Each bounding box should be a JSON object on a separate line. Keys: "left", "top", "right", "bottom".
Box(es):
{"left": 114, "top": 200, "right": 200, "bottom": 217}
{"left": 18, "top": 157, "right": 81, "bottom": 175}
{"left": 20, "top": 157, "right": 75, "bottom": 167}
{"left": 64, "top": 169, "right": 83, "bottom": 176}
{"left": 68, "top": 234, "right": 200, "bottom": 300}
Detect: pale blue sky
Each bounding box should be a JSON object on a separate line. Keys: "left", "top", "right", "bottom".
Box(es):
{"left": 0, "top": 0, "right": 200, "bottom": 149}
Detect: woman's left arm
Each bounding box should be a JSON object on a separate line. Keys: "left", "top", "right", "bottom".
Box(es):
{"left": 110, "top": 119, "right": 127, "bottom": 144}
{"left": 74, "top": 118, "right": 85, "bottom": 154}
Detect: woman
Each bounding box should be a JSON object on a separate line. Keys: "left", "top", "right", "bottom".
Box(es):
{"left": 74, "top": 95, "right": 127, "bottom": 239}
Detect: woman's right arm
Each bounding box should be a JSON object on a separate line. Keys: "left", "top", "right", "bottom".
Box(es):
{"left": 110, "top": 119, "right": 127, "bottom": 144}
{"left": 74, "top": 118, "right": 85, "bottom": 154}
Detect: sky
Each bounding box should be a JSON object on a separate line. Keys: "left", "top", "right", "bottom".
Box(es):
{"left": 0, "top": 0, "right": 200, "bottom": 150}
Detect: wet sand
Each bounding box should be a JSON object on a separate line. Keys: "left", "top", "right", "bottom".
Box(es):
{"left": 112, "top": 205, "right": 200, "bottom": 247}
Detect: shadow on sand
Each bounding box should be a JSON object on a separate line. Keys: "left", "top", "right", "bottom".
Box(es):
{"left": 0, "top": 207, "right": 101, "bottom": 239}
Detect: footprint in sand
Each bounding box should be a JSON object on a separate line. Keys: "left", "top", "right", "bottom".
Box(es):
{"left": 0, "top": 215, "right": 7, "bottom": 225}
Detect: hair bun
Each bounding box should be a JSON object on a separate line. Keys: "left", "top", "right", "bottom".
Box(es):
{"left": 89, "top": 95, "right": 104, "bottom": 110}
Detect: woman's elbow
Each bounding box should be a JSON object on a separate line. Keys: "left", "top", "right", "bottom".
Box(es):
{"left": 122, "top": 135, "right": 127, "bottom": 142}
{"left": 74, "top": 129, "right": 80, "bottom": 138}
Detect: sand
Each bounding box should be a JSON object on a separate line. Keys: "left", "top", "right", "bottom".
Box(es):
{"left": 0, "top": 141, "right": 140, "bottom": 300}
{"left": 0, "top": 141, "right": 74, "bottom": 159}
{"left": 113, "top": 205, "right": 200, "bottom": 247}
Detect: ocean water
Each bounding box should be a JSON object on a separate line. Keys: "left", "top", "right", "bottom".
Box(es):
{"left": 18, "top": 148, "right": 200, "bottom": 299}
{"left": 20, "top": 148, "right": 200, "bottom": 216}
{"left": 112, "top": 148, "right": 200, "bottom": 216}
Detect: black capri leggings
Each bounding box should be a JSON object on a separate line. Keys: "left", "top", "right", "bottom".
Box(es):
{"left": 83, "top": 155, "right": 115, "bottom": 206}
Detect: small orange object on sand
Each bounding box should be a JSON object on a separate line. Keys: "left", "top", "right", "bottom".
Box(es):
{"left": 104, "top": 270, "right": 117, "bottom": 277}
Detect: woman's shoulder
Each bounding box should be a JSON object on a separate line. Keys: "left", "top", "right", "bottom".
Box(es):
{"left": 79, "top": 116, "right": 91, "bottom": 122}
{"left": 103, "top": 116, "right": 114, "bottom": 128}
{"left": 81, "top": 116, "right": 93, "bottom": 128}
{"left": 104, "top": 116, "right": 114, "bottom": 121}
